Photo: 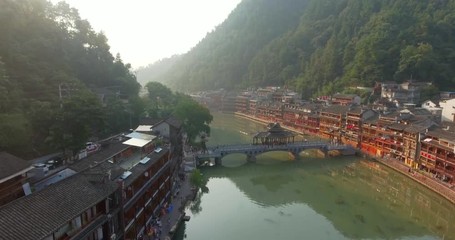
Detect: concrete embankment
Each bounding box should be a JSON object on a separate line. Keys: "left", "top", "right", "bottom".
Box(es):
{"left": 375, "top": 157, "right": 455, "bottom": 204}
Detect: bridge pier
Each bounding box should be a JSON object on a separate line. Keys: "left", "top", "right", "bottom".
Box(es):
{"left": 317, "top": 148, "right": 328, "bottom": 158}
{"left": 289, "top": 152, "right": 298, "bottom": 160}
{"left": 214, "top": 157, "right": 222, "bottom": 166}
{"left": 247, "top": 154, "right": 256, "bottom": 163}
{"left": 340, "top": 148, "right": 356, "bottom": 156}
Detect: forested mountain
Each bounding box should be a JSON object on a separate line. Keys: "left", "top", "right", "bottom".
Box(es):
{"left": 139, "top": 0, "right": 309, "bottom": 91}
{"left": 139, "top": 0, "right": 455, "bottom": 97}
{"left": 136, "top": 55, "right": 181, "bottom": 86}
{"left": 0, "top": 0, "right": 141, "bottom": 158}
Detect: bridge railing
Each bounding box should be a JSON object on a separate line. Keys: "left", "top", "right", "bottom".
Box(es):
{"left": 197, "top": 141, "right": 352, "bottom": 160}
{"left": 207, "top": 141, "right": 331, "bottom": 151}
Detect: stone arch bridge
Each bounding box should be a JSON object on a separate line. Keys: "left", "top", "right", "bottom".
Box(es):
{"left": 195, "top": 141, "right": 356, "bottom": 166}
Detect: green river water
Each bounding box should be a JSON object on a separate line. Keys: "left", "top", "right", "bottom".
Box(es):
{"left": 174, "top": 112, "right": 455, "bottom": 240}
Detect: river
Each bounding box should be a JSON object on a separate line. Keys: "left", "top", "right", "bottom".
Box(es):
{"left": 174, "top": 112, "right": 455, "bottom": 240}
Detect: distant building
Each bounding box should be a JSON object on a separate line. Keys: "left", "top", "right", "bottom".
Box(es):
{"left": 343, "top": 107, "right": 376, "bottom": 148}
{"left": 331, "top": 94, "right": 361, "bottom": 106}
{"left": 221, "top": 92, "right": 237, "bottom": 113}
{"left": 380, "top": 81, "right": 431, "bottom": 105}
{"left": 421, "top": 100, "right": 442, "bottom": 122}
{"left": 319, "top": 105, "right": 350, "bottom": 143}
{"left": 400, "top": 107, "right": 434, "bottom": 122}
{"left": 235, "top": 95, "right": 250, "bottom": 113}
{"left": 152, "top": 116, "right": 182, "bottom": 142}
{"left": 420, "top": 128, "right": 455, "bottom": 183}
{"left": 439, "top": 98, "right": 455, "bottom": 122}
{"left": 440, "top": 91, "right": 455, "bottom": 101}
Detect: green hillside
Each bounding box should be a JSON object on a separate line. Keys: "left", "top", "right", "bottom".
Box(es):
{"left": 143, "top": 0, "right": 309, "bottom": 92}
{"left": 139, "top": 0, "right": 455, "bottom": 97}
{"left": 0, "top": 0, "right": 141, "bottom": 158}
{"left": 136, "top": 55, "right": 181, "bottom": 86}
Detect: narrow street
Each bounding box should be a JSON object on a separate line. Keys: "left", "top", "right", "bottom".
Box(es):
{"left": 144, "top": 146, "right": 197, "bottom": 240}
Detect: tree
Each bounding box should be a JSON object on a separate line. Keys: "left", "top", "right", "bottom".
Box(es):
{"left": 145, "top": 82, "right": 175, "bottom": 118}
{"left": 146, "top": 81, "right": 174, "bottom": 105}
{"left": 420, "top": 84, "right": 439, "bottom": 103}
{"left": 189, "top": 169, "right": 207, "bottom": 188}
{"left": 396, "top": 43, "right": 437, "bottom": 81}
{"left": 0, "top": 113, "right": 32, "bottom": 156}
{"left": 0, "top": 0, "right": 144, "bottom": 157}
{"left": 188, "top": 168, "right": 209, "bottom": 215}
{"left": 46, "top": 89, "right": 105, "bottom": 157}
{"left": 173, "top": 95, "right": 213, "bottom": 143}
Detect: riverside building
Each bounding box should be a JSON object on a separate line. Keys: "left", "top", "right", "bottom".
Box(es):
{"left": 0, "top": 118, "right": 183, "bottom": 240}
{"left": 231, "top": 87, "right": 455, "bottom": 186}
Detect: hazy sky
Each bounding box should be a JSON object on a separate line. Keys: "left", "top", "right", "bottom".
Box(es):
{"left": 50, "top": 0, "right": 241, "bottom": 68}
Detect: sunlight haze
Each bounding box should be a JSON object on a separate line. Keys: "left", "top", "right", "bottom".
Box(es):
{"left": 51, "top": 0, "right": 241, "bottom": 68}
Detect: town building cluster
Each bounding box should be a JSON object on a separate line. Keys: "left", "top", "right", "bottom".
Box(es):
{"left": 0, "top": 117, "right": 184, "bottom": 240}
{"left": 192, "top": 82, "right": 455, "bottom": 186}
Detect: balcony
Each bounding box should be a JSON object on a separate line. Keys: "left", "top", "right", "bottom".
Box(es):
{"left": 70, "top": 214, "right": 108, "bottom": 240}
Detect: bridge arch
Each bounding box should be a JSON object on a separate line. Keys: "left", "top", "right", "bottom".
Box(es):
{"left": 195, "top": 141, "right": 353, "bottom": 166}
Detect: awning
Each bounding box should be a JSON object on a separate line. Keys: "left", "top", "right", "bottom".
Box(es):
{"left": 120, "top": 171, "right": 132, "bottom": 179}
{"left": 125, "top": 131, "right": 156, "bottom": 141}
{"left": 135, "top": 125, "right": 153, "bottom": 132}
{"left": 139, "top": 157, "right": 150, "bottom": 164}
{"left": 123, "top": 138, "right": 151, "bottom": 147}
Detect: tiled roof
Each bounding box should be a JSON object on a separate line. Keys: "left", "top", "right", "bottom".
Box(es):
{"left": 387, "top": 123, "right": 407, "bottom": 131}
{"left": 123, "top": 148, "right": 169, "bottom": 187}
{"left": 427, "top": 129, "right": 455, "bottom": 143}
{"left": 69, "top": 141, "right": 130, "bottom": 172}
{"left": 440, "top": 122, "right": 455, "bottom": 133}
{"left": 347, "top": 106, "right": 362, "bottom": 114}
{"left": 302, "top": 103, "right": 323, "bottom": 111}
{"left": 409, "top": 108, "right": 432, "bottom": 116}
{"left": 364, "top": 114, "right": 379, "bottom": 124}
{"left": 320, "top": 105, "right": 350, "bottom": 115}
{"left": 405, "top": 119, "right": 436, "bottom": 133}
{"left": 0, "top": 172, "right": 118, "bottom": 240}
{"left": 254, "top": 123, "right": 296, "bottom": 139}
{"left": 165, "top": 116, "right": 182, "bottom": 129}
{"left": 0, "top": 152, "right": 32, "bottom": 181}
{"left": 380, "top": 111, "right": 402, "bottom": 120}
{"left": 0, "top": 133, "right": 174, "bottom": 239}
{"left": 424, "top": 138, "right": 454, "bottom": 152}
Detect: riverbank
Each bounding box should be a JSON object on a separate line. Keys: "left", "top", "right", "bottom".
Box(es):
{"left": 375, "top": 157, "right": 455, "bottom": 204}
{"left": 145, "top": 149, "right": 197, "bottom": 240}
{"left": 234, "top": 111, "right": 455, "bottom": 205}
{"left": 148, "top": 171, "right": 194, "bottom": 240}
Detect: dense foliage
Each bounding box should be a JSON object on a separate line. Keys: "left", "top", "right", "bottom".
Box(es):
{"left": 145, "top": 82, "right": 213, "bottom": 143}
{"left": 139, "top": 0, "right": 455, "bottom": 98}
{"left": 0, "top": 0, "right": 141, "bottom": 158}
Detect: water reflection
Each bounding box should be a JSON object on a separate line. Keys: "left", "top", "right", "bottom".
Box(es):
{"left": 197, "top": 158, "right": 454, "bottom": 239}
{"left": 176, "top": 113, "right": 455, "bottom": 240}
